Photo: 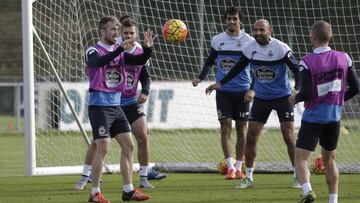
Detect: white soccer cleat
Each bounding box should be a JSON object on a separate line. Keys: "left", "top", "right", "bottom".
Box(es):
{"left": 73, "top": 175, "right": 89, "bottom": 190}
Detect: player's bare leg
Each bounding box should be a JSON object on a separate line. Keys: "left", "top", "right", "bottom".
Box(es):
{"left": 220, "top": 118, "right": 235, "bottom": 179}
{"left": 131, "top": 116, "right": 154, "bottom": 188}
{"left": 322, "top": 148, "right": 338, "bottom": 203}
{"left": 114, "top": 132, "right": 150, "bottom": 201}
{"left": 280, "top": 121, "right": 300, "bottom": 188}
{"left": 88, "top": 138, "right": 110, "bottom": 202}
{"left": 74, "top": 141, "right": 96, "bottom": 190}
{"left": 236, "top": 121, "right": 263, "bottom": 189}
{"left": 295, "top": 147, "right": 316, "bottom": 202}
{"left": 234, "top": 120, "right": 247, "bottom": 179}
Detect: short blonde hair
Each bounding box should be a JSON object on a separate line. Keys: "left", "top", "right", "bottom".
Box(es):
{"left": 311, "top": 20, "right": 332, "bottom": 43}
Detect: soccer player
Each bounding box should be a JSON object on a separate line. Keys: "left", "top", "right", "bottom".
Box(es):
{"left": 206, "top": 19, "right": 302, "bottom": 189}
{"left": 289, "top": 21, "right": 360, "bottom": 203}
{"left": 74, "top": 16, "right": 165, "bottom": 191}
{"left": 192, "top": 6, "right": 254, "bottom": 180}
{"left": 84, "top": 16, "right": 152, "bottom": 202}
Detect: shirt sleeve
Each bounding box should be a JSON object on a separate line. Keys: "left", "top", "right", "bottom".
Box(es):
{"left": 197, "top": 48, "right": 217, "bottom": 80}
{"left": 345, "top": 65, "right": 360, "bottom": 101}
{"left": 139, "top": 65, "right": 151, "bottom": 96}
{"left": 86, "top": 46, "right": 125, "bottom": 68}
{"left": 284, "top": 51, "right": 301, "bottom": 90}
{"left": 124, "top": 47, "right": 152, "bottom": 65}
{"left": 295, "top": 60, "right": 312, "bottom": 103}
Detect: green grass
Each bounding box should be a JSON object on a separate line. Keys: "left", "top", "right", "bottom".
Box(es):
{"left": 1, "top": 133, "right": 360, "bottom": 202}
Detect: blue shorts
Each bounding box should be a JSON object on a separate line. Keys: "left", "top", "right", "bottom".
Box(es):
{"left": 249, "top": 96, "right": 294, "bottom": 123}
{"left": 88, "top": 105, "right": 131, "bottom": 140}
{"left": 296, "top": 120, "right": 340, "bottom": 151}
{"left": 122, "top": 103, "right": 146, "bottom": 124}
{"left": 216, "top": 90, "right": 250, "bottom": 121}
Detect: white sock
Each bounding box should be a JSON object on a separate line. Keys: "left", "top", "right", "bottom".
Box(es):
{"left": 293, "top": 167, "right": 298, "bottom": 178}
{"left": 123, "top": 184, "right": 134, "bottom": 193}
{"left": 226, "top": 157, "right": 235, "bottom": 169}
{"left": 83, "top": 164, "right": 92, "bottom": 177}
{"left": 301, "top": 182, "right": 312, "bottom": 195}
{"left": 139, "top": 165, "right": 149, "bottom": 177}
{"left": 329, "top": 193, "right": 338, "bottom": 203}
{"left": 91, "top": 187, "right": 100, "bottom": 195}
{"left": 245, "top": 167, "right": 254, "bottom": 181}
{"left": 235, "top": 160, "right": 243, "bottom": 171}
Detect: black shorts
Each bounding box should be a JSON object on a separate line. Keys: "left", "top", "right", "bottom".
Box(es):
{"left": 249, "top": 96, "right": 294, "bottom": 123}
{"left": 216, "top": 90, "right": 250, "bottom": 121}
{"left": 122, "top": 103, "right": 146, "bottom": 124}
{"left": 296, "top": 120, "right": 340, "bottom": 151}
{"left": 88, "top": 105, "right": 131, "bottom": 140}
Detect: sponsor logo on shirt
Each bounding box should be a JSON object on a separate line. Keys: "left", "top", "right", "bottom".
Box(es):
{"left": 255, "top": 67, "right": 276, "bottom": 83}
{"left": 220, "top": 57, "right": 237, "bottom": 73}
{"left": 126, "top": 74, "right": 135, "bottom": 89}
{"left": 105, "top": 69, "right": 122, "bottom": 88}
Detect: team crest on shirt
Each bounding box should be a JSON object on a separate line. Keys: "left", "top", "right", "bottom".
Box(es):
{"left": 126, "top": 74, "right": 136, "bottom": 89}
{"left": 220, "top": 57, "right": 236, "bottom": 73}
{"left": 255, "top": 67, "right": 276, "bottom": 83}
{"left": 268, "top": 50, "right": 274, "bottom": 57}
{"left": 105, "top": 69, "right": 122, "bottom": 88}
{"left": 217, "top": 42, "right": 225, "bottom": 50}
{"left": 98, "top": 126, "right": 107, "bottom": 137}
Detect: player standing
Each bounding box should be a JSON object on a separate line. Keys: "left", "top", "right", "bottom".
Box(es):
{"left": 192, "top": 6, "right": 254, "bottom": 180}
{"left": 206, "top": 19, "right": 301, "bottom": 189}
{"left": 85, "top": 16, "right": 152, "bottom": 202}
{"left": 289, "top": 20, "right": 360, "bottom": 203}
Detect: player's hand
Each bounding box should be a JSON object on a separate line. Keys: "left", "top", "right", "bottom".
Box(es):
{"left": 288, "top": 94, "right": 297, "bottom": 108}
{"left": 144, "top": 29, "right": 155, "bottom": 47}
{"left": 121, "top": 38, "right": 135, "bottom": 50}
{"left": 244, "top": 89, "right": 255, "bottom": 102}
{"left": 291, "top": 89, "right": 299, "bottom": 95}
{"left": 191, "top": 78, "right": 202, "bottom": 87}
{"left": 138, "top": 93, "right": 148, "bottom": 104}
{"left": 205, "top": 82, "right": 221, "bottom": 95}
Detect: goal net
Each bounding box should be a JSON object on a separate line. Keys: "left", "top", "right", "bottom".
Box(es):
{"left": 26, "top": 0, "right": 360, "bottom": 175}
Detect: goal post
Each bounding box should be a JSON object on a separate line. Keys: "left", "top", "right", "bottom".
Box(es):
{"left": 24, "top": 0, "right": 360, "bottom": 176}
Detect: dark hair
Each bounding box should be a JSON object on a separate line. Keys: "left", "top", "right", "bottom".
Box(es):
{"left": 121, "top": 17, "right": 137, "bottom": 28}
{"left": 98, "top": 16, "right": 119, "bottom": 32}
{"left": 119, "top": 14, "right": 134, "bottom": 23}
{"left": 224, "top": 6, "right": 243, "bottom": 21}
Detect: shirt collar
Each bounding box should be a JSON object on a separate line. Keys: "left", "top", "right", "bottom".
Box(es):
{"left": 226, "top": 29, "right": 246, "bottom": 39}
{"left": 313, "top": 46, "right": 331, "bottom": 54}
{"left": 97, "top": 41, "right": 115, "bottom": 51}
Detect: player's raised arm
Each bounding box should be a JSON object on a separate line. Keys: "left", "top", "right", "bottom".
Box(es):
{"left": 123, "top": 29, "right": 154, "bottom": 65}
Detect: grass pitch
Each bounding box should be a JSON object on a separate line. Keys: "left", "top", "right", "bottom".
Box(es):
{"left": 1, "top": 133, "right": 360, "bottom": 202}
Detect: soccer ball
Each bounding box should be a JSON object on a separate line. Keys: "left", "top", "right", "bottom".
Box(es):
{"left": 312, "top": 155, "right": 326, "bottom": 175}
{"left": 162, "top": 19, "right": 187, "bottom": 44}
{"left": 217, "top": 159, "right": 229, "bottom": 175}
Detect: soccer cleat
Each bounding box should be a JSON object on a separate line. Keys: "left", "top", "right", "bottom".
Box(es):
{"left": 298, "top": 191, "right": 316, "bottom": 203}
{"left": 147, "top": 170, "right": 167, "bottom": 180}
{"left": 122, "top": 188, "right": 151, "bottom": 201}
{"left": 235, "top": 177, "right": 254, "bottom": 189}
{"left": 88, "top": 192, "right": 110, "bottom": 203}
{"left": 74, "top": 175, "right": 89, "bottom": 190}
{"left": 291, "top": 176, "right": 301, "bottom": 188}
{"left": 139, "top": 180, "right": 155, "bottom": 189}
{"left": 226, "top": 168, "right": 236, "bottom": 180}
{"left": 235, "top": 170, "right": 246, "bottom": 180}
